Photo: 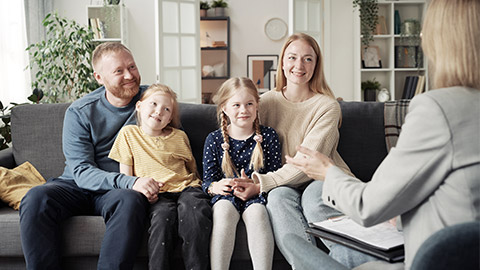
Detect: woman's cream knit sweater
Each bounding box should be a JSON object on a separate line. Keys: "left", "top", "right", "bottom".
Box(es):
{"left": 252, "top": 90, "right": 352, "bottom": 192}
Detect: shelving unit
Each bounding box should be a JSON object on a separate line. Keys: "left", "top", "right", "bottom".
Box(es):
{"left": 86, "top": 4, "right": 127, "bottom": 45}
{"left": 354, "top": 0, "right": 427, "bottom": 101}
{"left": 200, "top": 16, "right": 230, "bottom": 104}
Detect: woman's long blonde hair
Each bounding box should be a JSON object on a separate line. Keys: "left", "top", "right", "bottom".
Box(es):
{"left": 212, "top": 77, "right": 264, "bottom": 177}
{"left": 275, "top": 33, "right": 335, "bottom": 98}
{"left": 422, "top": 0, "right": 480, "bottom": 90}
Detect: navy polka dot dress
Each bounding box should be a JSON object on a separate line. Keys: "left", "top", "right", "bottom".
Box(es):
{"left": 202, "top": 125, "right": 282, "bottom": 213}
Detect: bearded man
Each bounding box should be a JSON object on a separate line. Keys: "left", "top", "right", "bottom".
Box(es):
{"left": 20, "top": 42, "right": 156, "bottom": 270}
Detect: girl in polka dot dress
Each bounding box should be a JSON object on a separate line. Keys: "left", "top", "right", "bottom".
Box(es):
{"left": 202, "top": 77, "right": 282, "bottom": 270}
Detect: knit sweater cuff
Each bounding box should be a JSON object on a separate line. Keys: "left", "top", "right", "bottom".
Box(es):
{"left": 252, "top": 172, "right": 278, "bottom": 193}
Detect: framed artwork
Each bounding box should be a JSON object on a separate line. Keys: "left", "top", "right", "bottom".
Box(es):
{"left": 362, "top": 45, "right": 382, "bottom": 68}
{"left": 247, "top": 55, "right": 279, "bottom": 92}
{"left": 269, "top": 69, "right": 277, "bottom": 91}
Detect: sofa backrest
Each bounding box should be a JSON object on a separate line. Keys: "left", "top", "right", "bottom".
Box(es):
{"left": 10, "top": 102, "right": 219, "bottom": 180}
{"left": 338, "top": 101, "right": 387, "bottom": 182}
{"left": 178, "top": 103, "right": 219, "bottom": 175}
{"left": 10, "top": 101, "right": 387, "bottom": 183}
{"left": 11, "top": 103, "right": 70, "bottom": 180}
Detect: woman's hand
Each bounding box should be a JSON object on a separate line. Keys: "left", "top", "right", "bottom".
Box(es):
{"left": 285, "top": 146, "right": 334, "bottom": 180}
{"left": 210, "top": 178, "right": 235, "bottom": 196}
{"left": 233, "top": 169, "right": 260, "bottom": 201}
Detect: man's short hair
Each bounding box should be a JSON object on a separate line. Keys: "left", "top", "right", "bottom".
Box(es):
{"left": 92, "top": 42, "right": 131, "bottom": 71}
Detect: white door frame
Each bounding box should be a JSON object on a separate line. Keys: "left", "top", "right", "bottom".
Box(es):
{"left": 288, "top": 0, "right": 331, "bottom": 83}
{"left": 155, "top": 0, "right": 201, "bottom": 103}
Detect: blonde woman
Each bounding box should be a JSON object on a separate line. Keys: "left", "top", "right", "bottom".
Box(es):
{"left": 232, "top": 33, "right": 374, "bottom": 268}
{"left": 284, "top": 0, "right": 480, "bottom": 269}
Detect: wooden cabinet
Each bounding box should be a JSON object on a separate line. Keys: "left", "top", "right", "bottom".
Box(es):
{"left": 87, "top": 4, "right": 127, "bottom": 45}
{"left": 354, "top": 0, "right": 427, "bottom": 101}
{"left": 200, "top": 16, "right": 230, "bottom": 104}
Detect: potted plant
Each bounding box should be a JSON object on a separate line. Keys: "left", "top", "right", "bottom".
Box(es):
{"left": 200, "top": 1, "right": 210, "bottom": 17}
{"left": 353, "top": 0, "right": 379, "bottom": 47}
{"left": 211, "top": 0, "right": 228, "bottom": 17}
{"left": 361, "top": 78, "right": 381, "bottom": 101}
{"left": 26, "top": 12, "right": 100, "bottom": 103}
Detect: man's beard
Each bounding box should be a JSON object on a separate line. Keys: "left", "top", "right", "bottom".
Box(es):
{"left": 105, "top": 77, "right": 141, "bottom": 100}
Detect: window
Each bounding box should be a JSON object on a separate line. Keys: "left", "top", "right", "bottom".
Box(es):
{"left": 0, "top": 0, "right": 31, "bottom": 105}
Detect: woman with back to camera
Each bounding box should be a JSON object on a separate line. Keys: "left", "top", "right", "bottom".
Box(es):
{"left": 284, "top": 0, "right": 480, "bottom": 269}
{"left": 233, "top": 33, "right": 378, "bottom": 268}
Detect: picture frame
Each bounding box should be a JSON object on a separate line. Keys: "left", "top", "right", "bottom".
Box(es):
{"left": 247, "top": 55, "right": 279, "bottom": 92}
{"left": 361, "top": 45, "right": 382, "bottom": 69}
{"left": 269, "top": 69, "right": 277, "bottom": 91}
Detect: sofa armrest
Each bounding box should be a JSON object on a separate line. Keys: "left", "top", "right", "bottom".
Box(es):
{"left": 0, "top": 147, "right": 15, "bottom": 169}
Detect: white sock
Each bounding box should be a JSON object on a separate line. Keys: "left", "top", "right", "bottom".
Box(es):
{"left": 210, "top": 200, "right": 240, "bottom": 270}
{"left": 242, "top": 203, "right": 274, "bottom": 270}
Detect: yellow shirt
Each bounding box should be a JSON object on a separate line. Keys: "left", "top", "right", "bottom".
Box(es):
{"left": 109, "top": 125, "right": 201, "bottom": 193}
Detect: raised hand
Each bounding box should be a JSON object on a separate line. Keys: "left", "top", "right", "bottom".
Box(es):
{"left": 285, "top": 145, "right": 334, "bottom": 180}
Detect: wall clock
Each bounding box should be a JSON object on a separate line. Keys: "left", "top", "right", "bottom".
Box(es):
{"left": 265, "top": 18, "right": 287, "bottom": 41}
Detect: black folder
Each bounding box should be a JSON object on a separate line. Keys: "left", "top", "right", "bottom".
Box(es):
{"left": 306, "top": 225, "right": 405, "bottom": 263}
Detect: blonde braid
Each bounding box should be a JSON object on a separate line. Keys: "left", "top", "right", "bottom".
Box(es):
{"left": 220, "top": 112, "right": 239, "bottom": 178}
{"left": 249, "top": 114, "right": 264, "bottom": 172}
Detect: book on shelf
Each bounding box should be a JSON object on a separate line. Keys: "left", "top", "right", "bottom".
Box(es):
{"left": 401, "top": 76, "right": 412, "bottom": 99}
{"left": 96, "top": 18, "right": 107, "bottom": 39}
{"left": 414, "top": 75, "right": 426, "bottom": 96}
{"left": 307, "top": 216, "right": 405, "bottom": 263}
{"left": 401, "top": 76, "right": 420, "bottom": 100}
{"left": 408, "top": 76, "right": 419, "bottom": 99}
{"left": 212, "top": 41, "right": 227, "bottom": 47}
{"left": 89, "top": 18, "right": 101, "bottom": 39}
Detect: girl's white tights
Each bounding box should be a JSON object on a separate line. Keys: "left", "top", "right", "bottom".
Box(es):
{"left": 210, "top": 200, "right": 274, "bottom": 270}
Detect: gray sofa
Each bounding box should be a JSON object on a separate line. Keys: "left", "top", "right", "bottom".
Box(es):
{"left": 0, "top": 101, "right": 388, "bottom": 269}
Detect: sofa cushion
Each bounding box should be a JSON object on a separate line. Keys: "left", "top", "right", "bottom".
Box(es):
{"left": 338, "top": 101, "right": 387, "bottom": 182}
{"left": 11, "top": 103, "right": 70, "bottom": 180}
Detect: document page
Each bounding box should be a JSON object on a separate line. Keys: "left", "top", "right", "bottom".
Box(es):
{"left": 311, "top": 216, "right": 404, "bottom": 251}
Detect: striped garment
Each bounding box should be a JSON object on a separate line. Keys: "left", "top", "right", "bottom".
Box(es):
{"left": 384, "top": 99, "right": 411, "bottom": 152}
{"left": 109, "top": 125, "right": 201, "bottom": 193}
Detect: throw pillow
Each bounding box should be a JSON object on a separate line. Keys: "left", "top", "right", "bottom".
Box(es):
{"left": 0, "top": 162, "right": 46, "bottom": 210}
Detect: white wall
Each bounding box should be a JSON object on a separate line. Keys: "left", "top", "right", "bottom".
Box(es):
{"left": 52, "top": 0, "right": 356, "bottom": 100}
{"left": 329, "top": 0, "right": 355, "bottom": 100}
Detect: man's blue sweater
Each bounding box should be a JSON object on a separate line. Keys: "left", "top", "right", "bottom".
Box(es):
{"left": 58, "top": 85, "right": 148, "bottom": 191}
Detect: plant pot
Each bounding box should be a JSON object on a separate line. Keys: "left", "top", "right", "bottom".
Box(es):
{"left": 214, "top": 7, "right": 225, "bottom": 17}
{"left": 200, "top": 9, "right": 207, "bottom": 18}
{"left": 364, "top": 89, "right": 377, "bottom": 101}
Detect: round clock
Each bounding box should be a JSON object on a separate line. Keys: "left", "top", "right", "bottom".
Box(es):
{"left": 265, "top": 18, "right": 288, "bottom": 41}
{"left": 377, "top": 88, "right": 391, "bottom": 102}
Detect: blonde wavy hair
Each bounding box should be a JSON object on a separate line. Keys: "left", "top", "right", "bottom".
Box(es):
{"left": 422, "top": 0, "right": 480, "bottom": 90}
{"left": 212, "top": 77, "right": 264, "bottom": 177}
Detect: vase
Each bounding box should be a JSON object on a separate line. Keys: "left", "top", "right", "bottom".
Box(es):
{"left": 364, "top": 89, "right": 377, "bottom": 102}
{"left": 214, "top": 7, "right": 225, "bottom": 17}
{"left": 394, "top": 10, "right": 401, "bottom": 35}
{"left": 200, "top": 9, "right": 207, "bottom": 17}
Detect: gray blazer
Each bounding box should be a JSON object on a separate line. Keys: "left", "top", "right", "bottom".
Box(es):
{"left": 322, "top": 87, "right": 480, "bottom": 269}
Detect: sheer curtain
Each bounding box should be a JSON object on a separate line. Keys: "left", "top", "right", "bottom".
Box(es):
{"left": 0, "top": 0, "right": 31, "bottom": 105}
